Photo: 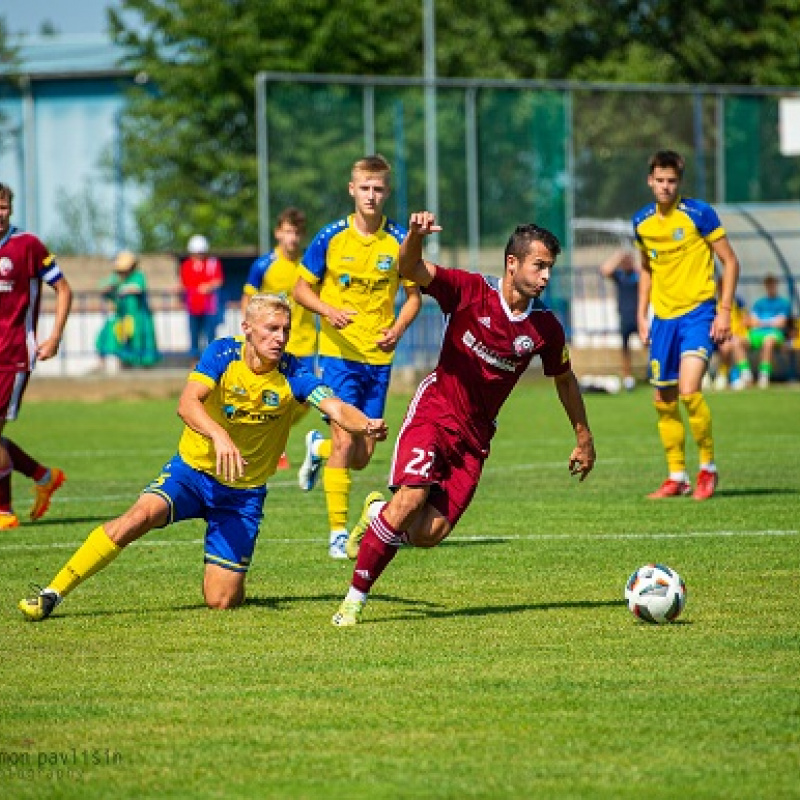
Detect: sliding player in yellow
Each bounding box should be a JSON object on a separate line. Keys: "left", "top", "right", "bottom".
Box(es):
{"left": 18, "top": 294, "right": 387, "bottom": 621}
{"left": 634, "top": 150, "right": 741, "bottom": 501}
{"left": 293, "top": 155, "right": 421, "bottom": 559}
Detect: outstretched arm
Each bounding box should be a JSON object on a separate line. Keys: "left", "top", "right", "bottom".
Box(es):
{"left": 553, "top": 369, "right": 596, "bottom": 481}
{"left": 318, "top": 397, "right": 388, "bottom": 441}
{"left": 399, "top": 211, "right": 443, "bottom": 288}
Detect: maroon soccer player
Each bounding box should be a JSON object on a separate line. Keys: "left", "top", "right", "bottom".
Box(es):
{"left": 332, "top": 211, "right": 596, "bottom": 626}
{"left": 0, "top": 183, "right": 72, "bottom": 529}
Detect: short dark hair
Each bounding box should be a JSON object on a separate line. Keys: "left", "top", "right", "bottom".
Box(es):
{"left": 504, "top": 224, "right": 561, "bottom": 264}
{"left": 276, "top": 207, "right": 306, "bottom": 233}
{"left": 0, "top": 182, "right": 14, "bottom": 202}
{"left": 649, "top": 150, "right": 685, "bottom": 177}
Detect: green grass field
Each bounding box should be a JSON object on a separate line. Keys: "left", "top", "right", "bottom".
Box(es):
{"left": 1, "top": 381, "right": 798, "bottom": 799}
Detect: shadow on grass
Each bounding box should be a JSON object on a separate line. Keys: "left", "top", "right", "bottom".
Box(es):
{"left": 714, "top": 487, "right": 799, "bottom": 498}
{"left": 376, "top": 597, "right": 626, "bottom": 623}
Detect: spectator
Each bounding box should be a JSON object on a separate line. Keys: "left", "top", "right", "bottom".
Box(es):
{"left": 96, "top": 250, "right": 160, "bottom": 369}
{"left": 600, "top": 248, "right": 640, "bottom": 390}
{"left": 180, "top": 235, "right": 224, "bottom": 360}
{"left": 747, "top": 274, "right": 792, "bottom": 388}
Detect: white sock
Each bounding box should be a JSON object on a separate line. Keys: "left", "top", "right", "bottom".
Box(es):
{"left": 699, "top": 463, "right": 716, "bottom": 473}
{"left": 329, "top": 528, "right": 347, "bottom": 544}
{"left": 669, "top": 471, "right": 689, "bottom": 482}
{"left": 345, "top": 586, "right": 368, "bottom": 603}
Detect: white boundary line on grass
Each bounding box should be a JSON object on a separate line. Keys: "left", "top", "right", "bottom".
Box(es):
{"left": 1, "top": 528, "right": 797, "bottom": 551}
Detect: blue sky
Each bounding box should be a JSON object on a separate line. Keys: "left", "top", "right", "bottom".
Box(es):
{"left": 0, "top": 0, "right": 118, "bottom": 36}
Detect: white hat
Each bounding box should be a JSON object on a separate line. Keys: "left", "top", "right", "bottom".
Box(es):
{"left": 187, "top": 234, "right": 209, "bottom": 254}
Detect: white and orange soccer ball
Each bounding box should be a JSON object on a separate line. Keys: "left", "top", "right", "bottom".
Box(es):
{"left": 625, "top": 563, "right": 686, "bottom": 624}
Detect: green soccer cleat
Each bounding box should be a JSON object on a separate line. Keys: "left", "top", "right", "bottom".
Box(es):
{"left": 331, "top": 599, "right": 365, "bottom": 627}
{"left": 18, "top": 586, "right": 61, "bottom": 622}
{"left": 345, "top": 491, "right": 385, "bottom": 560}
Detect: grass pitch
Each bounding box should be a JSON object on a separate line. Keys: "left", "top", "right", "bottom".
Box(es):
{"left": 1, "top": 381, "right": 798, "bottom": 799}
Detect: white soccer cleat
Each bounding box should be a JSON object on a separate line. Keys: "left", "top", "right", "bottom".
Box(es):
{"left": 298, "top": 430, "right": 324, "bottom": 492}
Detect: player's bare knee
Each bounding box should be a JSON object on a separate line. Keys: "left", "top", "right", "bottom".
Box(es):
{"left": 205, "top": 593, "right": 243, "bottom": 610}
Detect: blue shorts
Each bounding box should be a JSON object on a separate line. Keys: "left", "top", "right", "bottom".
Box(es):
{"left": 317, "top": 356, "right": 391, "bottom": 418}
{"left": 649, "top": 300, "right": 715, "bottom": 387}
{"left": 143, "top": 455, "right": 267, "bottom": 573}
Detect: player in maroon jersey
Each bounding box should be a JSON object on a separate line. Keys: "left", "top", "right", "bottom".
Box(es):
{"left": 0, "top": 183, "right": 72, "bottom": 529}
{"left": 332, "top": 210, "right": 596, "bottom": 626}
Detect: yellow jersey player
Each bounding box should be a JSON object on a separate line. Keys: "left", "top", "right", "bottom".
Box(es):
{"left": 241, "top": 207, "right": 317, "bottom": 468}
{"left": 634, "top": 150, "right": 741, "bottom": 501}
{"left": 18, "top": 294, "right": 387, "bottom": 621}
{"left": 293, "top": 155, "right": 422, "bottom": 559}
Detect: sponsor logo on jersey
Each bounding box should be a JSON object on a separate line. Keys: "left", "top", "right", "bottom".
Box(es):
{"left": 478, "top": 316, "right": 491, "bottom": 328}
{"left": 376, "top": 254, "right": 394, "bottom": 272}
{"left": 462, "top": 330, "right": 517, "bottom": 372}
{"left": 262, "top": 390, "right": 279, "bottom": 407}
{"left": 0, "top": 257, "right": 13, "bottom": 276}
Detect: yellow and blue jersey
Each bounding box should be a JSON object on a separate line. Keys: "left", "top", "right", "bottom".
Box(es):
{"left": 298, "top": 214, "right": 412, "bottom": 365}
{"left": 633, "top": 197, "right": 725, "bottom": 319}
{"left": 242, "top": 247, "right": 318, "bottom": 358}
{"left": 178, "top": 337, "right": 333, "bottom": 488}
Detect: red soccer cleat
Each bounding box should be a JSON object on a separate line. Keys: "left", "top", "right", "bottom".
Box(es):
{"left": 693, "top": 469, "right": 718, "bottom": 501}
{"left": 647, "top": 478, "right": 692, "bottom": 499}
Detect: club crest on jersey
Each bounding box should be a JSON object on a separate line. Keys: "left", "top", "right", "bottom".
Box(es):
{"left": 513, "top": 335, "right": 534, "bottom": 356}
{"left": 223, "top": 404, "right": 236, "bottom": 420}
{"left": 376, "top": 254, "right": 394, "bottom": 272}
{"left": 0, "top": 257, "right": 13, "bottom": 276}
{"left": 339, "top": 274, "right": 351, "bottom": 287}
{"left": 672, "top": 228, "right": 685, "bottom": 241}
{"left": 262, "top": 390, "right": 279, "bottom": 407}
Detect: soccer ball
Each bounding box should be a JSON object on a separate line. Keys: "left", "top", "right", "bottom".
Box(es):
{"left": 625, "top": 563, "right": 686, "bottom": 624}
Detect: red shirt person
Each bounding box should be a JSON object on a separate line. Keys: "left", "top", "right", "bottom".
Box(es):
{"left": 0, "top": 182, "right": 72, "bottom": 528}
{"left": 331, "top": 211, "right": 597, "bottom": 626}
{"left": 179, "top": 234, "right": 224, "bottom": 359}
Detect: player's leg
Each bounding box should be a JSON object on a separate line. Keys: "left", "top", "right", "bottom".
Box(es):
{"left": 676, "top": 303, "right": 718, "bottom": 500}
{"left": 648, "top": 316, "right": 689, "bottom": 498}
{"left": 333, "top": 415, "right": 478, "bottom": 626}
{"left": 18, "top": 492, "right": 170, "bottom": 621}
{"left": 0, "top": 437, "right": 67, "bottom": 522}
{"left": 0, "top": 372, "right": 30, "bottom": 528}
{"left": 313, "top": 357, "right": 362, "bottom": 558}
{"left": 200, "top": 479, "right": 265, "bottom": 609}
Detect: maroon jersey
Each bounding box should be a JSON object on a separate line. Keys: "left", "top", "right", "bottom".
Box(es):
{"left": 415, "top": 267, "right": 570, "bottom": 452}
{"left": 0, "top": 226, "right": 62, "bottom": 372}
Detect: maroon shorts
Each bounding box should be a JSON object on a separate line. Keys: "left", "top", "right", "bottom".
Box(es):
{"left": 390, "top": 414, "right": 486, "bottom": 527}
{"left": 0, "top": 370, "right": 30, "bottom": 422}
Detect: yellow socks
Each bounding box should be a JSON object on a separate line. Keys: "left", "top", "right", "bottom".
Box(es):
{"left": 317, "top": 439, "right": 332, "bottom": 460}
{"left": 323, "top": 466, "right": 351, "bottom": 532}
{"left": 49, "top": 526, "right": 122, "bottom": 598}
{"left": 654, "top": 399, "right": 686, "bottom": 475}
{"left": 681, "top": 391, "right": 714, "bottom": 466}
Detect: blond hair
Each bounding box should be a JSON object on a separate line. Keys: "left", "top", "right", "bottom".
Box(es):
{"left": 245, "top": 293, "right": 292, "bottom": 321}
{"left": 352, "top": 154, "right": 391, "bottom": 183}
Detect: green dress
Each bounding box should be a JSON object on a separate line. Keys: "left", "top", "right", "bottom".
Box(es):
{"left": 96, "top": 270, "right": 161, "bottom": 367}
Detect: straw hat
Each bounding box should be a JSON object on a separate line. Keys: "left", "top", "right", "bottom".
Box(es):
{"left": 114, "top": 250, "right": 138, "bottom": 272}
